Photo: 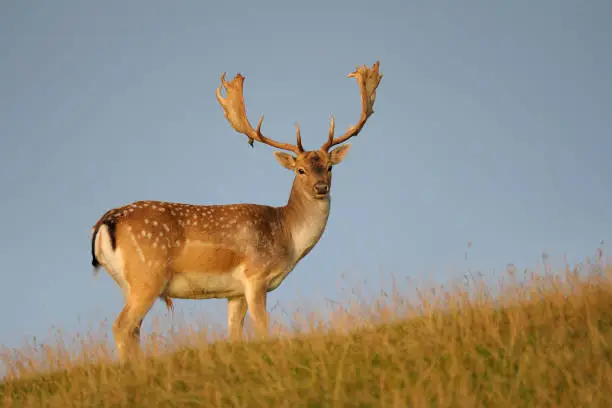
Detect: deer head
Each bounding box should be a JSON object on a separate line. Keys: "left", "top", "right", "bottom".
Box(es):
{"left": 216, "top": 61, "right": 383, "bottom": 201}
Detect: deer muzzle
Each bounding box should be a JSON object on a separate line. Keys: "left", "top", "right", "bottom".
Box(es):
{"left": 313, "top": 182, "right": 329, "bottom": 196}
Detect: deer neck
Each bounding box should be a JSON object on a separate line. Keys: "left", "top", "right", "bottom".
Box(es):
{"left": 280, "top": 179, "right": 331, "bottom": 262}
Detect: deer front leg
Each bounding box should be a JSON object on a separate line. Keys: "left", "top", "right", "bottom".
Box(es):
{"left": 227, "top": 296, "right": 248, "bottom": 342}
{"left": 244, "top": 279, "right": 269, "bottom": 339}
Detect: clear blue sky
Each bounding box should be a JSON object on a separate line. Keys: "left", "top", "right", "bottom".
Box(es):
{"left": 1, "top": 1, "right": 611, "bottom": 349}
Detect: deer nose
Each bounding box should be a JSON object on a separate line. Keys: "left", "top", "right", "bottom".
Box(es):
{"left": 314, "top": 182, "right": 329, "bottom": 195}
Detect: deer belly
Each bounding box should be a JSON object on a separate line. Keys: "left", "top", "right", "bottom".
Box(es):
{"left": 166, "top": 270, "right": 244, "bottom": 299}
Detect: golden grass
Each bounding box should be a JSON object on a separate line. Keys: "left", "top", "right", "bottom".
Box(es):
{"left": 2, "top": 263, "right": 612, "bottom": 407}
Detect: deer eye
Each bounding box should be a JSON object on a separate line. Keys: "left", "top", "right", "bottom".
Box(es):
{"left": 327, "top": 166, "right": 332, "bottom": 172}
{"left": 298, "top": 168, "right": 305, "bottom": 174}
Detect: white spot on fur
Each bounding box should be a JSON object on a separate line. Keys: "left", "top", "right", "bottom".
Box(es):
{"left": 128, "top": 230, "right": 146, "bottom": 264}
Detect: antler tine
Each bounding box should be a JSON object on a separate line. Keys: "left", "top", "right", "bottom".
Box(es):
{"left": 295, "top": 123, "right": 304, "bottom": 152}
{"left": 216, "top": 72, "right": 301, "bottom": 154}
{"left": 325, "top": 116, "right": 335, "bottom": 148}
{"left": 320, "top": 61, "right": 383, "bottom": 151}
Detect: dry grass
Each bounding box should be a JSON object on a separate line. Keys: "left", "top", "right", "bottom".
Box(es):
{"left": 2, "top": 262, "right": 612, "bottom": 407}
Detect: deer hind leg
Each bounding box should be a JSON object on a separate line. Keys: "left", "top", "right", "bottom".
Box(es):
{"left": 113, "top": 290, "right": 159, "bottom": 363}
{"left": 227, "top": 296, "right": 248, "bottom": 342}
{"left": 112, "top": 262, "right": 168, "bottom": 364}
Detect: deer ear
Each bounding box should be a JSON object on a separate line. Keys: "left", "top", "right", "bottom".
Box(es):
{"left": 273, "top": 152, "right": 296, "bottom": 170}
{"left": 329, "top": 144, "right": 351, "bottom": 165}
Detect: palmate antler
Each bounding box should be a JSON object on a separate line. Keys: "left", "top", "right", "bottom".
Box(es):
{"left": 216, "top": 62, "right": 382, "bottom": 154}
{"left": 216, "top": 73, "right": 304, "bottom": 154}
{"left": 320, "top": 61, "right": 383, "bottom": 151}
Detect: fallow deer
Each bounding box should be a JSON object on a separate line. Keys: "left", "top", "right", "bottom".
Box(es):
{"left": 90, "top": 62, "right": 382, "bottom": 362}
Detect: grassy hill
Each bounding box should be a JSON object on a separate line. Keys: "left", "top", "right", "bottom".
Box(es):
{"left": 2, "top": 266, "right": 612, "bottom": 407}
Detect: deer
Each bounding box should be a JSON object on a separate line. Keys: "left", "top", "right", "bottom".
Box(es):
{"left": 90, "top": 62, "right": 382, "bottom": 363}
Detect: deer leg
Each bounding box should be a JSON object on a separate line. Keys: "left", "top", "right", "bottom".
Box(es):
{"left": 112, "top": 290, "right": 158, "bottom": 363}
{"left": 244, "top": 280, "right": 269, "bottom": 339}
{"left": 227, "top": 296, "right": 248, "bottom": 342}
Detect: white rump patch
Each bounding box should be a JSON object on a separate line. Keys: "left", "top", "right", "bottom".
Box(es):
{"left": 94, "top": 224, "right": 131, "bottom": 298}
